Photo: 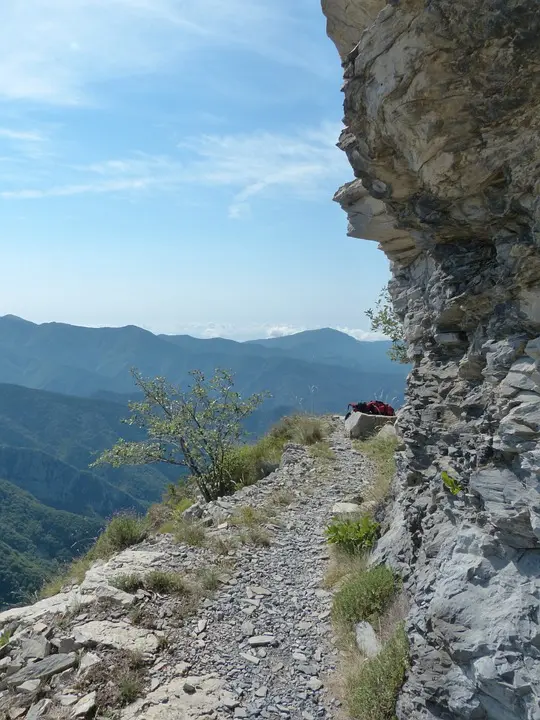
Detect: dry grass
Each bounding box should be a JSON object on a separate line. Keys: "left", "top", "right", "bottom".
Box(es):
{"left": 353, "top": 436, "right": 398, "bottom": 505}
{"left": 323, "top": 549, "right": 367, "bottom": 590}
{"left": 271, "top": 489, "right": 295, "bottom": 507}
{"left": 208, "top": 535, "right": 237, "bottom": 556}
{"left": 174, "top": 519, "right": 207, "bottom": 546}
{"left": 80, "top": 649, "right": 147, "bottom": 710}
{"left": 240, "top": 527, "right": 272, "bottom": 547}
{"left": 230, "top": 505, "right": 268, "bottom": 528}
{"left": 309, "top": 441, "right": 335, "bottom": 461}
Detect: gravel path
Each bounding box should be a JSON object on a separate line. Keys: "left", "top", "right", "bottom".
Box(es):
{"left": 0, "top": 422, "right": 373, "bottom": 720}
{"left": 151, "top": 423, "right": 371, "bottom": 720}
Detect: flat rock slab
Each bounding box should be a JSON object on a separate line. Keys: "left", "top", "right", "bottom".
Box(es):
{"left": 120, "top": 674, "right": 236, "bottom": 719}
{"left": 4, "top": 653, "right": 77, "bottom": 689}
{"left": 355, "top": 621, "right": 382, "bottom": 658}
{"left": 71, "top": 691, "right": 96, "bottom": 717}
{"left": 344, "top": 412, "right": 394, "bottom": 440}
{"left": 73, "top": 620, "right": 159, "bottom": 654}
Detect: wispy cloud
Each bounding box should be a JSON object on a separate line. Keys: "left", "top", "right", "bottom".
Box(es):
{"left": 0, "top": 128, "right": 44, "bottom": 142}
{"left": 0, "top": 0, "right": 331, "bottom": 105}
{"left": 0, "top": 123, "right": 347, "bottom": 214}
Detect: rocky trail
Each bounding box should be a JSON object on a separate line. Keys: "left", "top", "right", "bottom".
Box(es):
{"left": 0, "top": 422, "right": 375, "bottom": 720}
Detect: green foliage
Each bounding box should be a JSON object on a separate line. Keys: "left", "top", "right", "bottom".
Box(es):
{"left": 94, "top": 368, "right": 269, "bottom": 502}
{"left": 366, "top": 286, "right": 408, "bottom": 364}
{"left": 346, "top": 625, "right": 409, "bottom": 720}
{"left": 0, "top": 479, "right": 102, "bottom": 608}
{"left": 333, "top": 566, "right": 397, "bottom": 627}
{"left": 0, "top": 629, "right": 11, "bottom": 648}
{"left": 93, "top": 513, "right": 147, "bottom": 557}
{"left": 442, "top": 471, "right": 462, "bottom": 496}
{"left": 224, "top": 434, "right": 282, "bottom": 489}
{"left": 326, "top": 516, "right": 380, "bottom": 555}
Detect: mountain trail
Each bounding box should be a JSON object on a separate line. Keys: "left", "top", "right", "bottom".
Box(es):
{"left": 0, "top": 421, "right": 372, "bottom": 720}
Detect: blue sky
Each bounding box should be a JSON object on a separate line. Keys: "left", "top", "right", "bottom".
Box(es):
{"left": 0, "top": 0, "right": 390, "bottom": 341}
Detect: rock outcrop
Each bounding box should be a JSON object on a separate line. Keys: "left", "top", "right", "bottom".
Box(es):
{"left": 322, "top": 1, "right": 540, "bottom": 718}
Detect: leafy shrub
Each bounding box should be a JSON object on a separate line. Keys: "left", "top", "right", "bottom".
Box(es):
{"left": 326, "top": 516, "right": 380, "bottom": 555}
{"left": 333, "top": 565, "right": 397, "bottom": 627}
{"left": 346, "top": 625, "right": 409, "bottom": 720}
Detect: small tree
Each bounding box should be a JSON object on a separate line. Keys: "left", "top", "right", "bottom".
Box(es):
{"left": 366, "top": 286, "right": 408, "bottom": 363}
{"left": 93, "top": 368, "right": 269, "bottom": 502}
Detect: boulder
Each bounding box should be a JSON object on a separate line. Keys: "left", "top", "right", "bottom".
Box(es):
{"left": 345, "top": 412, "right": 395, "bottom": 440}
{"left": 73, "top": 620, "right": 159, "bottom": 654}
{"left": 3, "top": 653, "right": 77, "bottom": 689}
{"left": 355, "top": 622, "right": 382, "bottom": 657}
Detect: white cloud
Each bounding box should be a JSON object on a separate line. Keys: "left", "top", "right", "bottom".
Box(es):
{"left": 0, "top": 124, "right": 347, "bottom": 214}
{"left": 159, "top": 321, "right": 382, "bottom": 342}
{"left": 336, "top": 327, "right": 388, "bottom": 341}
{"left": 0, "top": 0, "right": 331, "bottom": 105}
{"left": 265, "top": 325, "right": 305, "bottom": 338}
{"left": 0, "top": 128, "right": 44, "bottom": 142}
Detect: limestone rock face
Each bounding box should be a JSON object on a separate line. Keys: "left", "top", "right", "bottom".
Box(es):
{"left": 322, "top": 1, "right": 540, "bottom": 718}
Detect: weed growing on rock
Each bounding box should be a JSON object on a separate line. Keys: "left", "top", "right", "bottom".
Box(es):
{"left": 80, "top": 649, "right": 147, "bottom": 710}
{"left": 441, "top": 471, "right": 462, "bottom": 495}
{"left": 326, "top": 516, "right": 380, "bottom": 555}
{"left": 111, "top": 573, "right": 144, "bottom": 593}
{"left": 144, "top": 570, "right": 191, "bottom": 595}
{"left": 333, "top": 565, "right": 397, "bottom": 628}
{"left": 271, "top": 489, "right": 295, "bottom": 507}
{"left": 196, "top": 566, "right": 221, "bottom": 592}
{"left": 346, "top": 625, "right": 409, "bottom": 720}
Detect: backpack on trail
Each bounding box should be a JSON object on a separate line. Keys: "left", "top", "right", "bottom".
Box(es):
{"left": 345, "top": 400, "right": 395, "bottom": 420}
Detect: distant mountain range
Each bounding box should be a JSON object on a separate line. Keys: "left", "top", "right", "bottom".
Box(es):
{"left": 0, "top": 315, "right": 408, "bottom": 607}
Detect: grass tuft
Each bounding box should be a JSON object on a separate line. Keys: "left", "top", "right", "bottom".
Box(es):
{"left": 240, "top": 526, "right": 272, "bottom": 547}
{"left": 0, "top": 629, "right": 11, "bottom": 648}
{"left": 144, "top": 570, "right": 191, "bottom": 595}
{"left": 346, "top": 625, "right": 409, "bottom": 720}
{"left": 230, "top": 505, "right": 267, "bottom": 528}
{"left": 111, "top": 573, "right": 144, "bottom": 594}
{"left": 326, "top": 516, "right": 380, "bottom": 555}
{"left": 333, "top": 565, "right": 397, "bottom": 628}
{"left": 174, "top": 519, "right": 207, "bottom": 546}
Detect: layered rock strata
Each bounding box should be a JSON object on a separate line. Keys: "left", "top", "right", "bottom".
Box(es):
{"left": 322, "top": 1, "right": 540, "bottom": 718}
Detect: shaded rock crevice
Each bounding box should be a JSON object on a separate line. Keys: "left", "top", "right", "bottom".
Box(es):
{"left": 322, "top": 0, "right": 540, "bottom": 718}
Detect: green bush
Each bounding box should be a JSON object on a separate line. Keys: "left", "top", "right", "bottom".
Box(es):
{"left": 326, "top": 516, "right": 380, "bottom": 555}
{"left": 347, "top": 625, "right": 409, "bottom": 720}
{"left": 333, "top": 565, "right": 397, "bottom": 627}
{"left": 93, "top": 512, "right": 148, "bottom": 557}
{"left": 224, "top": 435, "right": 282, "bottom": 488}
{"left": 0, "top": 629, "right": 11, "bottom": 648}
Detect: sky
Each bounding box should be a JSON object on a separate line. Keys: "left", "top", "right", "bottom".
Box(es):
{"left": 0, "top": 0, "right": 391, "bottom": 342}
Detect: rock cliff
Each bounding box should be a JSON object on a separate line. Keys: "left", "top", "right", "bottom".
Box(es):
{"left": 322, "top": 1, "right": 540, "bottom": 718}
